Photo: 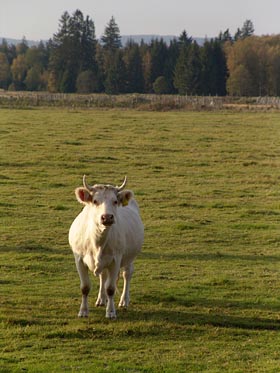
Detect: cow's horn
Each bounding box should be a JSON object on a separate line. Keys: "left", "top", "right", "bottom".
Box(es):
{"left": 117, "top": 176, "right": 127, "bottom": 191}
{"left": 83, "top": 174, "right": 94, "bottom": 191}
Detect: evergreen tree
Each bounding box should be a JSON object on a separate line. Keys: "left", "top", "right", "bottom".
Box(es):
{"left": 49, "top": 10, "right": 97, "bottom": 93}
{"left": 234, "top": 20, "right": 254, "bottom": 41}
{"left": 186, "top": 41, "right": 202, "bottom": 95}
{"left": 173, "top": 44, "right": 189, "bottom": 95}
{"left": 60, "top": 66, "right": 76, "bottom": 93}
{"left": 201, "top": 39, "right": 227, "bottom": 95}
{"left": 173, "top": 30, "right": 194, "bottom": 94}
{"left": 150, "top": 38, "right": 168, "bottom": 84}
{"left": 16, "top": 37, "right": 29, "bottom": 55}
{"left": 234, "top": 28, "right": 242, "bottom": 41}
{"left": 124, "top": 41, "right": 144, "bottom": 93}
{"left": 0, "top": 52, "right": 11, "bottom": 89}
{"left": 164, "top": 38, "right": 180, "bottom": 93}
{"left": 81, "top": 16, "right": 97, "bottom": 71}
{"left": 174, "top": 41, "right": 202, "bottom": 95}
{"left": 0, "top": 39, "right": 16, "bottom": 64}
{"left": 101, "top": 16, "right": 122, "bottom": 50}
{"left": 218, "top": 29, "right": 232, "bottom": 43}
{"left": 178, "top": 30, "right": 193, "bottom": 48}
{"left": 241, "top": 20, "right": 255, "bottom": 39}
{"left": 104, "top": 50, "right": 126, "bottom": 94}
{"left": 101, "top": 17, "right": 125, "bottom": 94}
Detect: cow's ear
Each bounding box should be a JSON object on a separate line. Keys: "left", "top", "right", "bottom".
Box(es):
{"left": 118, "top": 190, "right": 134, "bottom": 206}
{"left": 75, "top": 188, "right": 93, "bottom": 204}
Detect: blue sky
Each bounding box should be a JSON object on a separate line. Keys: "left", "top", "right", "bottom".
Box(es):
{"left": 1, "top": 0, "right": 279, "bottom": 40}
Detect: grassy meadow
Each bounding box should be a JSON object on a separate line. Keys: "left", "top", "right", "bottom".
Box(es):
{"left": 1, "top": 108, "right": 280, "bottom": 372}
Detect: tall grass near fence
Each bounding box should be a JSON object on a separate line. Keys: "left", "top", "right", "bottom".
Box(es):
{"left": 1, "top": 109, "right": 280, "bottom": 372}
{"left": 1, "top": 91, "right": 280, "bottom": 110}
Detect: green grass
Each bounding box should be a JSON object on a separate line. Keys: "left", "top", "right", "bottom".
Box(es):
{"left": 1, "top": 108, "right": 280, "bottom": 372}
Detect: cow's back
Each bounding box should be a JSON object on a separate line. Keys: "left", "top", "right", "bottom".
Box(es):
{"left": 117, "top": 199, "right": 144, "bottom": 254}
{"left": 69, "top": 206, "right": 95, "bottom": 256}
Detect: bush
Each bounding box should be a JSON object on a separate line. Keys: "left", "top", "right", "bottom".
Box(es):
{"left": 153, "top": 76, "right": 169, "bottom": 94}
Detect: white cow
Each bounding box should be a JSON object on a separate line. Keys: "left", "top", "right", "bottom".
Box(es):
{"left": 69, "top": 175, "right": 144, "bottom": 319}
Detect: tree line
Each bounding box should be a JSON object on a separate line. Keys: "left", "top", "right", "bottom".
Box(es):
{"left": 0, "top": 10, "right": 279, "bottom": 96}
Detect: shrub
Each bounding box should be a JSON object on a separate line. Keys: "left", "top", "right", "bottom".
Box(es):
{"left": 153, "top": 76, "right": 169, "bottom": 94}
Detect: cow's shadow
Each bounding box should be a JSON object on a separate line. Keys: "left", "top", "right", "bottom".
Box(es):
{"left": 122, "top": 305, "right": 280, "bottom": 332}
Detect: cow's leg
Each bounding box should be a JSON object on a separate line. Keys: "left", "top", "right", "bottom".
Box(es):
{"left": 74, "top": 254, "right": 91, "bottom": 317}
{"left": 96, "top": 269, "right": 107, "bottom": 307}
{"left": 105, "top": 260, "right": 120, "bottom": 319}
{"left": 119, "top": 263, "right": 134, "bottom": 308}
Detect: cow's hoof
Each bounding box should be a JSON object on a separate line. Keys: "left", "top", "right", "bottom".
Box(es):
{"left": 78, "top": 310, "right": 89, "bottom": 317}
{"left": 95, "top": 299, "right": 106, "bottom": 307}
{"left": 118, "top": 299, "right": 129, "bottom": 308}
{"left": 106, "top": 311, "right": 117, "bottom": 319}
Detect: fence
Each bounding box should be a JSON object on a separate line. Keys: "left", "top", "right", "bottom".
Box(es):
{"left": 0, "top": 91, "right": 280, "bottom": 110}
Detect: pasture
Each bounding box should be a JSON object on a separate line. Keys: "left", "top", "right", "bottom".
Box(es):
{"left": 1, "top": 108, "right": 280, "bottom": 372}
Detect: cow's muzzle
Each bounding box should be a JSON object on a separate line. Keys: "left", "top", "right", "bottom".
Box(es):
{"left": 101, "top": 214, "right": 114, "bottom": 226}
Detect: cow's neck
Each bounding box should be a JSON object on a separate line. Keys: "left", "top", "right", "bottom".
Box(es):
{"left": 93, "top": 225, "right": 114, "bottom": 276}
{"left": 94, "top": 224, "right": 112, "bottom": 248}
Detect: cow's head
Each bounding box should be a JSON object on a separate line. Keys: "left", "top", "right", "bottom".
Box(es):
{"left": 75, "top": 175, "right": 133, "bottom": 229}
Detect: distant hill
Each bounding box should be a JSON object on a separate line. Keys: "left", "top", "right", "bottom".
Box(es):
{"left": 0, "top": 35, "right": 206, "bottom": 47}
{"left": 121, "top": 35, "right": 206, "bottom": 46}
{"left": 0, "top": 37, "right": 44, "bottom": 47}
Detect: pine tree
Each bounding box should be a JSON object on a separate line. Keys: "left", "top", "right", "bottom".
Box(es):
{"left": 173, "top": 30, "right": 195, "bottom": 95}
{"left": 234, "top": 20, "right": 254, "bottom": 41}
{"left": 124, "top": 41, "right": 144, "bottom": 93}
{"left": 178, "top": 30, "right": 192, "bottom": 48}
{"left": 201, "top": 39, "right": 227, "bottom": 95}
{"left": 0, "top": 39, "right": 16, "bottom": 64}
{"left": 173, "top": 44, "right": 189, "bottom": 95}
{"left": 234, "top": 28, "right": 242, "bottom": 41}
{"left": 101, "top": 17, "right": 125, "bottom": 94}
{"left": 218, "top": 29, "right": 232, "bottom": 43}
{"left": 0, "top": 52, "right": 11, "bottom": 89}
{"left": 16, "top": 37, "right": 29, "bottom": 55}
{"left": 101, "top": 17, "right": 122, "bottom": 50}
{"left": 81, "top": 16, "right": 97, "bottom": 71}
{"left": 241, "top": 20, "right": 255, "bottom": 39}
{"left": 150, "top": 38, "right": 168, "bottom": 84}
{"left": 174, "top": 41, "right": 203, "bottom": 95}
{"left": 164, "top": 39, "right": 180, "bottom": 93}
{"left": 49, "top": 10, "right": 97, "bottom": 93}
{"left": 186, "top": 41, "right": 202, "bottom": 95}
{"left": 104, "top": 50, "right": 126, "bottom": 94}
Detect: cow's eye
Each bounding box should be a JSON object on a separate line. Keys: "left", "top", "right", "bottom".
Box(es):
{"left": 93, "top": 199, "right": 99, "bottom": 205}
{"left": 113, "top": 200, "right": 118, "bottom": 205}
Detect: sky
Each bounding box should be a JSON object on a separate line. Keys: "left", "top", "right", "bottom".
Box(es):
{"left": 1, "top": 0, "right": 280, "bottom": 41}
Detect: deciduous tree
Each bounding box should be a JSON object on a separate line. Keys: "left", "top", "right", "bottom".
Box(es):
{"left": 11, "top": 54, "right": 27, "bottom": 90}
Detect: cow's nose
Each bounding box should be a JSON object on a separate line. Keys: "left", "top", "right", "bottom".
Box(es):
{"left": 101, "top": 214, "right": 114, "bottom": 226}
